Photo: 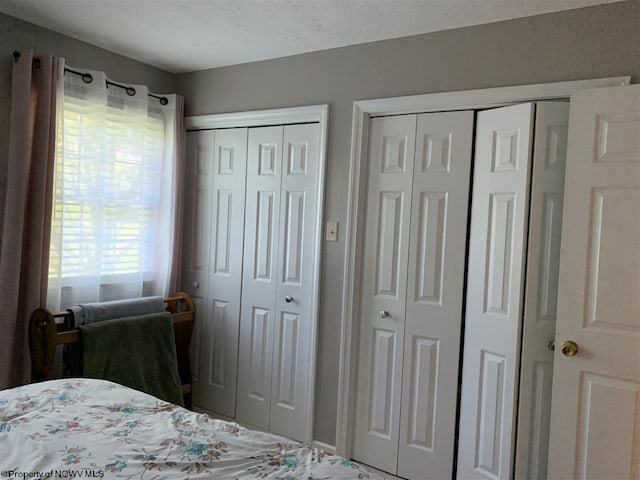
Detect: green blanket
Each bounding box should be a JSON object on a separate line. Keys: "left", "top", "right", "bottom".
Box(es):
{"left": 79, "top": 312, "right": 184, "bottom": 406}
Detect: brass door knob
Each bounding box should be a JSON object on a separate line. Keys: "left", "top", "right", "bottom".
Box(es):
{"left": 560, "top": 340, "right": 579, "bottom": 357}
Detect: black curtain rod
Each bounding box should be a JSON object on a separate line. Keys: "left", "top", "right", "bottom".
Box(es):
{"left": 64, "top": 67, "right": 169, "bottom": 105}
{"left": 12, "top": 51, "right": 169, "bottom": 105}
{"left": 14, "top": 51, "right": 42, "bottom": 69}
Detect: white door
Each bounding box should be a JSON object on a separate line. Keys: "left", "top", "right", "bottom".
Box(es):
{"left": 183, "top": 130, "right": 214, "bottom": 407}
{"left": 397, "top": 111, "right": 474, "bottom": 480}
{"left": 236, "top": 124, "right": 321, "bottom": 441}
{"left": 353, "top": 112, "right": 474, "bottom": 478}
{"left": 547, "top": 85, "right": 640, "bottom": 479}
{"left": 269, "top": 123, "right": 320, "bottom": 442}
{"left": 515, "top": 102, "right": 569, "bottom": 479}
{"left": 236, "top": 126, "right": 283, "bottom": 430}
{"left": 186, "top": 129, "right": 248, "bottom": 414}
{"left": 353, "top": 114, "right": 417, "bottom": 473}
{"left": 457, "top": 103, "right": 535, "bottom": 480}
{"left": 203, "top": 128, "right": 248, "bottom": 417}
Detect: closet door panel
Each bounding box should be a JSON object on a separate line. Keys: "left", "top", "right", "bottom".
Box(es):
{"left": 515, "top": 102, "right": 569, "bottom": 479}
{"left": 353, "top": 114, "right": 417, "bottom": 474}
{"left": 270, "top": 123, "right": 320, "bottom": 442}
{"left": 457, "top": 103, "right": 535, "bottom": 480}
{"left": 182, "top": 131, "right": 214, "bottom": 298}
{"left": 398, "top": 111, "right": 474, "bottom": 480}
{"left": 202, "top": 128, "right": 248, "bottom": 417}
{"left": 236, "top": 126, "right": 283, "bottom": 430}
{"left": 183, "top": 130, "right": 214, "bottom": 407}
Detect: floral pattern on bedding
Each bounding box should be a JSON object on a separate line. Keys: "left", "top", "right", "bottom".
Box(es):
{"left": 0, "top": 379, "right": 381, "bottom": 479}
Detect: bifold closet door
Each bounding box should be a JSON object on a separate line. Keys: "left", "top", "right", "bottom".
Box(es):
{"left": 353, "top": 114, "right": 416, "bottom": 473}
{"left": 203, "top": 128, "right": 248, "bottom": 417}
{"left": 269, "top": 123, "right": 320, "bottom": 442}
{"left": 183, "top": 130, "right": 214, "bottom": 406}
{"left": 236, "top": 123, "right": 320, "bottom": 442}
{"left": 353, "top": 111, "right": 474, "bottom": 478}
{"left": 397, "top": 111, "right": 474, "bottom": 480}
{"left": 457, "top": 103, "right": 535, "bottom": 480}
{"left": 515, "top": 102, "right": 569, "bottom": 479}
{"left": 185, "top": 128, "right": 247, "bottom": 416}
{"left": 236, "top": 126, "right": 283, "bottom": 430}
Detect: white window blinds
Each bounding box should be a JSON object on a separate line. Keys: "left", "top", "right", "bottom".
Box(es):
{"left": 47, "top": 61, "right": 178, "bottom": 310}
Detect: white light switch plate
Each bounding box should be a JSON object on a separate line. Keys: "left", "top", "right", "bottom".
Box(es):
{"left": 326, "top": 221, "right": 338, "bottom": 241}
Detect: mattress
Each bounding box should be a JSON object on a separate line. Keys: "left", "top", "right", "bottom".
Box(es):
{"left": 0, "top": 378, "right": 382, "bottom": 479}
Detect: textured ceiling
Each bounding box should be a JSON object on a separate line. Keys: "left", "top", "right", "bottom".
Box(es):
{"left": 0, "top": 0, "right": 624, "bottom": 74}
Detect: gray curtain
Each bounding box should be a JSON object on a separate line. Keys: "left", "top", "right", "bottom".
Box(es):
{"left": 169, "top": 95, "right": 185, "bottom": 294}
{"left": 0, "top": 50, "right": 58, "bottom": 389}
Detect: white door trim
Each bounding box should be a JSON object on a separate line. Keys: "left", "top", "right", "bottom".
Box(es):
{"left": 186, "top": 104, "right": 328, "bottom": 130}
{"left": 185, "top": 104, "right": 329, "bottom": 444}
{"left": 336, "top": 77, "right": 630, "bottom": 457}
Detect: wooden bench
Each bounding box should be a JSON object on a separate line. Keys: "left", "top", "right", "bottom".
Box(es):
{"left": 29, "top": 292, "right": 196, "bottom": 408}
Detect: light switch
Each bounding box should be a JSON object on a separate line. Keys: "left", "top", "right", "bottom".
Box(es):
{"left": 326, "top": 221, "right": 338, "bottom": 242}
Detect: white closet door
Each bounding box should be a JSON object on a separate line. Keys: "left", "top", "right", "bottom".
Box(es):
{"left": 515, "top": 102, "right": 569, "bottom": 479}
{"left": 397, "top": 111, "right": 474, "bottom": 480}
{"left": 269, "top": 123, "right": 320, "bottom": 442}
{"left": 457, "top": 103, "right": 535, "bottom": 480}
{"left": 548, "top": 85, "right": 640, "bottom": 480}
{"left": 201, "top": 128, "right": 248, "bottom": 417}
{"left": 183, "top": 130, "right": 214, "bottom": 406}
{"left": 236, "top": 126, "right": 283, "bottom": 430}
{"left": 353, "top": 114, "right": 417, "bottom": 474}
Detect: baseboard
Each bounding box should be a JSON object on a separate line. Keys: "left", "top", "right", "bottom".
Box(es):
{"left": 193, "top": 405, "right": 271, "bottom": 434}
{"left": 194, "top": 405, "right": 337, "bottom": 454}
{"left": 311, "top": 440, "right": 336, "bottom": 454}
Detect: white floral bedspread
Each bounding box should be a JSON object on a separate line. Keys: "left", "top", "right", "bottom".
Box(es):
{"left": 0, "top": 378, "right": 381, "bottom": 479}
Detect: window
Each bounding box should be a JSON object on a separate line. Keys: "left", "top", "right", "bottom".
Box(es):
{"left": 47, "top": 65, "right": 177, "bottom": 310}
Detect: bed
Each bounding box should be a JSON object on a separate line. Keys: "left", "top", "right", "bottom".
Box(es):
{"left": 0, "top": 378, "right": 382, "bottom": 479}
{"left": 9, "top": 294, "right": 382, "bottom": 479}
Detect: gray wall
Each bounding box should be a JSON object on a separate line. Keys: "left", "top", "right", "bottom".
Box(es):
{"left": 176, "top": 0, "right": 640, "bottom": 446}
{"left": 0, "top": 12, "right": 177, "bottom": 230}
{"left": 1, "top": 1, "right": 638, "bottom": 448}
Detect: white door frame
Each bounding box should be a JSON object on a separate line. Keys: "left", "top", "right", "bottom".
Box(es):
{"left": 186, "top": 104, "right": 329, "bottom": 444}
{"left": 336, "top": 78, "right": 630, "bottom": 457}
